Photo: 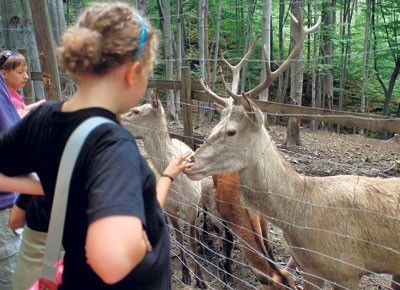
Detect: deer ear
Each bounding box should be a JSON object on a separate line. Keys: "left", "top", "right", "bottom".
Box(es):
{"left": 150, "top": 89, "right": 161, "bottom": 111}
{"left": 242, "top": 93, "right": 264, "bottom": 127}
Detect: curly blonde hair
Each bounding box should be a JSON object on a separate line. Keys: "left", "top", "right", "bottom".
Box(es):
{"left": 59, "top": 2, "right": 159, "bottom": 77}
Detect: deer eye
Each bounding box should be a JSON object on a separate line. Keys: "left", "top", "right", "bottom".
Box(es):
{"left": 226, "top": 130, "right": 236, "bottom": 137}
{"left": 133, "top": 109, "right": 140, "bottom": 115}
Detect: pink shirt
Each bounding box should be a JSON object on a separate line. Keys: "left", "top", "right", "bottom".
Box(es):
{"left": 9, "top": 90, "right": 25, "bottom": 110}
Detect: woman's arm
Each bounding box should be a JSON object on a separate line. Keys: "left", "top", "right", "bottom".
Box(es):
{"left": 156, "top": 151, "right": 193, "bottom": 208}
{"left": 86, "top": 216, "right": 147, "bottom": 284}
{"left": 0, "top": 173, "right": 44, "bottom": 195}
{"left": 8, "top": 203, "right": 26, "bottom": 229}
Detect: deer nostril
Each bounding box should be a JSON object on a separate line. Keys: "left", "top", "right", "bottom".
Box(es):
{"left": 189, "top": 155, "right": 195, "bottom": 163}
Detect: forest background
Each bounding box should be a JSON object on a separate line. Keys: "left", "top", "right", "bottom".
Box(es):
{"left": 2, "top": 2, "right": 400, "bottom": 288}
{"left": 1, "top": 0, "right": 400, "bottom": 135}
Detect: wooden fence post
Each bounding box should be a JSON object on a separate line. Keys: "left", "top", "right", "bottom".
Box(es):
{"left": 29, "top": 0, "right": 62, "bottom": 101}
{"left": 181, "top": 67, "right": 194, "bottom": 149}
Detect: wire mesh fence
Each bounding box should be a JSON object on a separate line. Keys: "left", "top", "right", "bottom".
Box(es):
{"left": 129, "top": 96, "right": 400, "bottom": 290}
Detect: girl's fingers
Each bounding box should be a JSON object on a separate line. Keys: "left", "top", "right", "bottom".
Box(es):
{"left": 180, "top": 151, "right": 193, "bottom": 160}
{"left": 164, "top": 151, "right": 194, "bottom": 178}
{"left": 176, "top": 151, "right": 193, "bottom": 167}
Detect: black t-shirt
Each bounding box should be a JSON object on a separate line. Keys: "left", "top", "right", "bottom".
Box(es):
{"left": 0, "top": 101, "right": 172, "bottom": 289}
{"left": 15, "top": 194, "right": 49, "bottom": 232}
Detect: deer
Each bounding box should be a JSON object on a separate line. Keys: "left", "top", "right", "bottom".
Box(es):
{"left": 185, "top": 11, "right": 400, "bottom": 290}
{"left": 121, "top": 91, "right": 207, "bottom": 289}
{"left": 198, "top": 33, "right": 299, "bottom": 288}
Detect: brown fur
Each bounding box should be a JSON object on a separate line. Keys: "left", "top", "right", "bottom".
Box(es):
{"left": 213, "top": 172, "right": 298, "bottom": 289}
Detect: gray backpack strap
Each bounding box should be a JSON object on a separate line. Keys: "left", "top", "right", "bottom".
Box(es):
{"left": 42, "top": 116, "right": 117, "bottom": 281}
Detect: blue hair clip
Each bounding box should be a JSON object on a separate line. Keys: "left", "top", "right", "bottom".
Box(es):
{"left": 0, "top": 50, "right": 14, "bottom": 68}
{"left": 132, "top": 13, "right": 147, "bottom": 61}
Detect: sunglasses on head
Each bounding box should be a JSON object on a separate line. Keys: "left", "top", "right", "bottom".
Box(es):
{"left": 0, "top": 51, "right": 14, "bottom": 69}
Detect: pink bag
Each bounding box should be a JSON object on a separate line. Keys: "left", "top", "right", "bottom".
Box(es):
{"left": 28, "top": 261, "right": 63, "bottom": 290}
{"left": 28, "top": 277, "right": 58, "bottom": 290}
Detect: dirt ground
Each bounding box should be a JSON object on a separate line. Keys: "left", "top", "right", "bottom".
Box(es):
{"left": 166, "top": 119, "right": 400, "bottom": 290}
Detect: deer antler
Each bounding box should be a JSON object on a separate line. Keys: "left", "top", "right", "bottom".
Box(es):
{"left": 199, "top": 77, "right": 233, "bottom": 107}
{"left": 221, "top": 35, "right": 261, "bottom": 94}
{"left": 227, "top": 11, "right": 321, "bottom": 99}
{"left": 200, "top": 11, "right": 320, "bottom": 107}
{"left": 200, "top": 36, "right": 261, "bottom": 107}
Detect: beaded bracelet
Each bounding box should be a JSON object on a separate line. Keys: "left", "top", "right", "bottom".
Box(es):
{"left": 161, "top": 173, "right": 174, "bottom": 183}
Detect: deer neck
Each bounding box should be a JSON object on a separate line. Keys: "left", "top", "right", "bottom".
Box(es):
{"left": 238, "top": 131, "right": 306, "bottom": 232}
{"left": 140, "top": 126, "right": 175, "bottom": 173}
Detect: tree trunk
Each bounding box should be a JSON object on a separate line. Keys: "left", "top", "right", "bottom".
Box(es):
{"left": 287, "top": 118, "right": 301, "bottom": 146}
{"left": 158, "top": 0, "right": 176, "bottom": 119}
{"left": 211, "top": 0, "right": 223, "bottom": 91}
{"left": 320, "top": 0, "right": 335, "bottom": 131}
{"left": 361, "top": 0, "right": 371, "bottom": 113}
{"left": 175, "top": 0, "right": 184, "bottom": 109}
{"left": 198, "top": 0, "right": 208, "bottom": 122}
{"left": 235, "top": 0, "right": 244, "bottom": 51}
{"left": 198, "top": 0, "right": 206, "bottom": 81}
{"left": 286, "top": 0, "right": 304, "bottom": 148}
{"left": 240, "top": 0, "right": 255, "bottom": 94}
{"left": 47, "top": 0, "right": 66, "bottom": 45}
{"left": 74, "top": 0, "right": 84, "bottom": 20}
{"left": 204, "top": 0, "right": 210, "bottom": 85}
{"left": 0, "top": 1, "right": 11, "bottom": 46}
{"left": 386, "top": 60, "right": 400, "bottom": 117}
{"left": 337, "top": 0, "right": 355, "bottom": 133}
{"left": 311, "top": 0, "right": 319, "bottom": 131}
{"left": 274, "top": 0, "right": 285, "bottom": 125}
{"left": 29, "top": 0, "right": 62, "bottom": 101}
{"left": 259, "top": 0, "right": 271, "bottom": 101}
{"left": 305, "top": 1, "right": 312, "bottom": 103}
{"left": 133, "top": 0, "right": 149, "bottom": 14}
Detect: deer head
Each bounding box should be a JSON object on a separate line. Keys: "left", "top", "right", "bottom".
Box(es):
{"left": 186, "top": 11, "right": 320, "bottom": 180}
{"left": 186, "top": 93, "right": 266, "bottom": 181}
{"left": 121, "top": 89, "right": 167, "bottom": 138}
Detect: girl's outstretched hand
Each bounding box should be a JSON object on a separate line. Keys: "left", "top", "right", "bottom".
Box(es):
{"left": 156, "top": 151, "right": 194, "bottom": 209}
{"left": 18, "top": 100, "right": 46, "bottom": 118}
{"left": 163, "top": 151, "right": 194, "bottom": 181}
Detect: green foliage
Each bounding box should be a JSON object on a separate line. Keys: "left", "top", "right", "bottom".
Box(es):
{"left": 76, "top": 0, "right": 400, "bottom": 116}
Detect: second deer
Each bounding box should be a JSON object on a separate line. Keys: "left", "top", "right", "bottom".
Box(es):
{"left": 122, "top": 91, "right": 207, "bottom": 289}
